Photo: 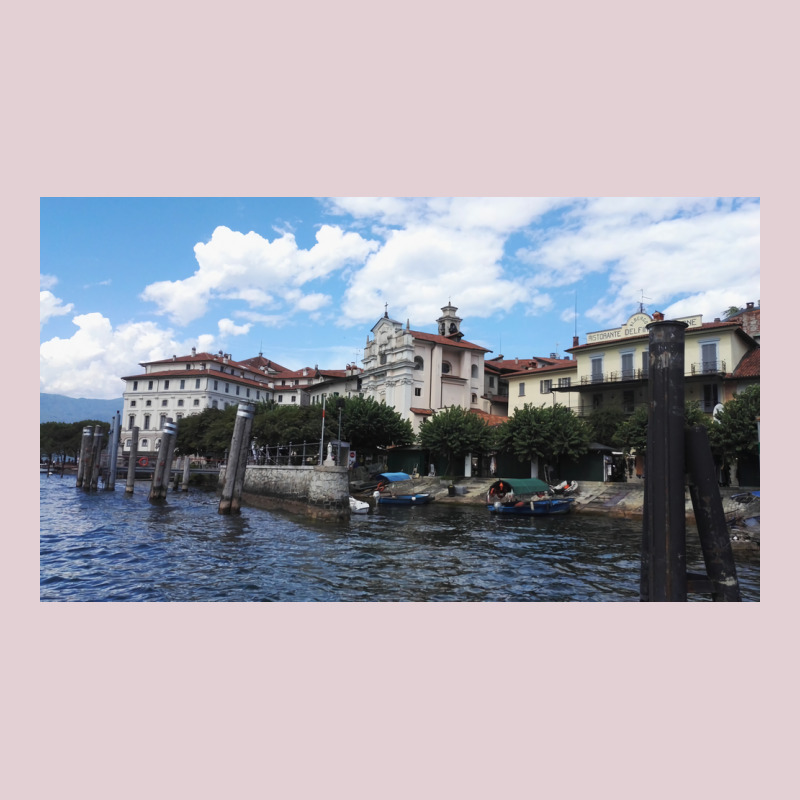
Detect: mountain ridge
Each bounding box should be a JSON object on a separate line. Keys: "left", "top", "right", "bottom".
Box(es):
{"left": 40, "top": 393, "right": 124, "bottom": 424}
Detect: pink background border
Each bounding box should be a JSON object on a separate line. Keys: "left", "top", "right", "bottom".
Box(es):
{"left": 16, "top": 2, "right": 785, "bottom": 797}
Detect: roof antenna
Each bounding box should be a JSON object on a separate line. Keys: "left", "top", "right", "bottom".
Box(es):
{"left": 639, "top": 289, "right": 651, "bottom": 314}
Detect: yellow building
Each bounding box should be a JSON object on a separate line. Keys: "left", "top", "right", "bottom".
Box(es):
{"left": 505, "top": 360, "right": 579, "bottom": 416}
{"left": 559, "top": 307, "right": 760, "bottom": 417}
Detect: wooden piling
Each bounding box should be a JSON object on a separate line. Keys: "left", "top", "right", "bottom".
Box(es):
{"left": 75, "top": 426, "right": 93, "bottom": 488}
{"left": 641, "top": 320, "right": 689, "bottom": 602}
{"left": 219, "top": 403, "right": 255, "bottom": 514}
{"left": 125, "top": 427, "right": 139, "bottom": 493}
{"left": 685, "top": 425, "right": 742, "bottom": 601}
{"left": 181, "top": 455, "right": 191, "bottom": 491}
{"left": 106, "top": 412, "right": 120, "bottom": 490}
{"left": 88, "top": 425, "right": 103, "bottom": 492}
{"left": 160, "top": 425, "right": 179, "bottom": 498}
{"left": 148, "top": 420, "right": 176, "bottom": 502}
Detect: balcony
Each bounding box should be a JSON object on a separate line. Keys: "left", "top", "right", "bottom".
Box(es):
{"left": 690, "top": 360, "right": 727, "bottom": 376}
{"left": 579, "top": 369, "right": 646, "bottom": 385}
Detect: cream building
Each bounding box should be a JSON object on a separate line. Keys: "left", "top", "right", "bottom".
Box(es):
{"left": 361, "top": 303, "right": 490, "bottom": 432}
{"left": 558, "top": 308, "right": 760, "bottom": 416}
{"left": 505, "top": 359, "right": 579, "bottom": 416}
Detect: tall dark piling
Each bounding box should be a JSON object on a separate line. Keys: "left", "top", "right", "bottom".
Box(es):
{"left": 75, "top": 426, "right": 93, "bottom": 488}
{"left": 125, "top": 427, "right": 139, "bottom": 494}
{"left": 685, "top": 425, "right": 742, "bottom": 601}
{"left": 88, "top": 425, "right": 103, "bottom": 492}
{"left": 181, "top": 456, "right": 191, "bottom": 492}
{"left": 148, "top": 419, "right": 176, "bottom": 502}
{"left": 161, "top": 424, "right": 179, "bottom": 497}
{"left": 219, "top": 403, "right": 255, "bottom": 514}
{"left": 106, "top": 412, "right": 120, "bottom": 490}
{"left": 641, "top": 320, "right": 689, "bottom": 602}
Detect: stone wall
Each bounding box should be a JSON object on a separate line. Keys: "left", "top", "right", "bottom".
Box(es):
{"left": 219, "top": 464, "right": 350, "bottom": 520}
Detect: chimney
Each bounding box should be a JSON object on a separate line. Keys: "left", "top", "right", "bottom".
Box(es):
{"left": 746, "top": 302, "right": 754, "bottom": 310}
{"left": 572, "top": 336, "right": 580, "bottom": 347}
{"left": 191, "top": 347, "right": 196, "bottom": 356}
{"left": 653, "top": 311, "right": 664, "bottom": 321}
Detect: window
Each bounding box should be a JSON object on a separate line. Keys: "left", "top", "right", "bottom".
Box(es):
{"left": 164, "top": 380, "right": 170, "bottom": 389}
{"left": 143, "top": 415, "right": 150, "bottom": 430}
{"left": 471, "top": 393, "right": 477, "bottom": 403}
{"left": 178, "top": 399, "right": 184, "bottom": 407}
{"left": 145, "top": 399, "right": 152, "bottom": 407}
{"left": 130, "top": 400, "right": 136, "bottom": 407}
{"left": 159, "top": 414, "right": 167, "bottom": 429}
{"left": 246, "top": 388, "right": 250, "bottom": 397}
{"left": 701, "top": 341, "right": 719, "bottom": 373}
{"left": 592, "top": 393, "right": 603, "bottom": 409}
{"left": 180, "top": 379, "right": 185, "bottom": 389}
{"left": 489, "top": 376, "right": 495, "bottom": 388}
{"left": 125, "top": 439, "right": 131, "bottom": 448}
{"left": 225, "top": 383, "right": 230, "bottom": 393}
{"left": 148, "top": 380, "right": 154, "bottom": 390}
{"left": 415, "top": 387, "right": 422, "bottom": 397}
{"left": 140, "top": 439, "right": 149, "bottom": 449}
{"left": 414, "top": 356, "right": 424, "bottom": 370}
{"left": 540, "top": 379, "right": 552, "bottom": 394}
{"left": 591, "top": 356, "right": 603, "bottom": 383}
{"left": 195, "top": 379, "right": 200, "bottom": 389}
{"left": 703, "top": 384, "right": 719, "bottom": 412}
{"left": 132, "top": 381, "right": 138, "bottom": 391}
{"left": 379, "top": 353, "right": 387, "bottom": 365}
{"left": 212, "top": 400, "right": 218, "bottom": 409}
{"left": 128, "top": 415, "right": 135, "bottom": 429}
{"left": 442, "top": 362, "right": 451, "bottom": 374}
{"left": 278, "top": 394, "right": 283, "bottom": 403}
{"left": 193, "top": 399, "right": 200, "bottom": 406}
{"left": 519, "top": 382, "right": 526, "bottom": 397}
{"left": 176, "top": 413, "right": 183, "bottom": 421}
{"left": 214, "top": 380, "right": 218, "bottom": 390}
{"left": 621, "top": 351, "right": 634, "bottom": 380}
{"left": 291, "top": 396, "right": 296, "bottom": 403}
{"left": 235, "top": 385, "right": 240, "bottom": 395}
{"left": 558, "top": 377, "right": 571, "bottom": 388}
{"left": 256, "top": 391, "right": 260, "bottom": 400}
{"left": 161, "top": 399, "right": 167, "bottom": 406}
{"left": 623, "top": 390, "right": 635, "bottom": 413}
{"left": 471, "top": 364, "right": 478, "bottom": 379}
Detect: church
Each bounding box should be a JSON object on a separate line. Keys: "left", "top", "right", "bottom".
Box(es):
{"left": 360, "top": 303, "right": 491, "bottom": 432}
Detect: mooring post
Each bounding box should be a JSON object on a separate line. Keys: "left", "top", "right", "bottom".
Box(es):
{"left": 685, "top": 425, "right": 742, "bottom": 601}
{"left": 219, "top": 403, "right": 255, "bottom": 514}
{"left": 106, "top": 412, "right": 120, "bottom": 490}
{"left": 75, "top": 426, "right": 93, "bottom": 488}
{"left": 181, "top": 455, "right": 191, "bottom": 492}
{"left": 148, "top": 419, "right": 175, "bottom": 502}
{"left": 641, "top": 320, "right": 689, "bottom": 602}
{"left": 125, "top": 426, "right": 139, "bottom": 494}
{"left": 160, "top": 424, "right": 179, "bottom": 498}
{"left": 88, "top": 425, "right": 103, "bottom": 492}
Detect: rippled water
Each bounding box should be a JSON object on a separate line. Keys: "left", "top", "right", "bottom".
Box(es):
{"left": 40, "top": 474, "right": 760, "bottom": 602}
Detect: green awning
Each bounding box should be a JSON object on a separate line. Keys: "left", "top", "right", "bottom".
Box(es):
{"left": 490, "top": 478, "right": 550, "bottom": 495}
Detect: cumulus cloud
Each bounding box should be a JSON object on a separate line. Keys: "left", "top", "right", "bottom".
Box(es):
{"left": 40, "top": 290, "right": 74, "bottom": 325}
{"left": 140, "top": 224, "right": 379, "bottom": 326}
{"left": 218, "top": 318, "right": 252, "bottom": 337}
{"left": 40, "top": 273, "right": 59, "bottom": 290}
{"left": 40, "top": 313, "right": 216, "bottom": 398}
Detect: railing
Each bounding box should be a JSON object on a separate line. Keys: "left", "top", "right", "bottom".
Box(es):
{"left": 690, "top": 360, "right": 727, "bottom": 376}
{"left": 251, "top": 440, "right": 326, "bottom": 466}
{"left": 580, "top": 369, "right": 646, "bottom": 385}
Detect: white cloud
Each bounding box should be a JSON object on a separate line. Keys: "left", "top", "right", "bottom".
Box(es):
{"left": 40, "top": 290, "right": 74, "bottom": 325}
{"left": 40, "top": 273, "right": 59, "bottom": 290}
{"left": 218, "top": 318, "right": 252, "bottom": 337}
{"left": 140, "top": 224, "right": 378, "bottom": 326}
{"left": 39, "top": 313, "right": 216, "bottom": 399}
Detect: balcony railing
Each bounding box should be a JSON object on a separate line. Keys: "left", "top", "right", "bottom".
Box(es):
{"left": 690, "top": 360, "right": 727, "bottom": 376}
{"left": 580, "top": 369, "right": 646, "bottom": 385}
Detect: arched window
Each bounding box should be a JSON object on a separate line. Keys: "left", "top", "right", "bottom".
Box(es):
{"left": 441, "top": 361, "right": 451, "bottom": 374}
{"left": 414, "top": 356, "right": 424, "bottom": 370}
{"left": 471, "top": 364, "right": 479, "bottom": 379}
{"left": 471, "top": 393, "right": 478, "bottom": 404}
{"left": 140, "top": 439, "right": 149, "bottom": 450}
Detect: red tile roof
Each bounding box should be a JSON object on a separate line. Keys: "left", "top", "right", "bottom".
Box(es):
{"left": 410, "top": 407, "right": 434, "bottom": 416}
{"left": 503, "top": 361, "right": 578, "bottom": 378}
{"left": 733, "top": 347, "right": 760, "bottom": 378}
{"left": 409, "top": 329, "right": 491, "bottom": 352}
{"left": 470, "top": 408, "right": 508, "bottom": 426}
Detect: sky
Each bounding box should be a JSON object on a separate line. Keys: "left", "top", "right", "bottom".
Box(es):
{"left": 39, "top": 197, "right": 760, "bottom": 399}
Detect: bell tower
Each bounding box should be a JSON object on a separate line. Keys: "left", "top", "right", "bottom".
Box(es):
{"left": 437, "top": 302, "right": 463, "bottom": 341}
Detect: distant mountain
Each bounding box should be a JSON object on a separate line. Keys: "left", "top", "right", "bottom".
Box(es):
{"left": 40, "top": 393, "right": 124, "bottom": 424}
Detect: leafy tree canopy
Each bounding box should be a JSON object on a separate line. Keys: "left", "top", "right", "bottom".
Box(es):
{"left": 40, "top": 420, "right": 111, "bottom": 461}
{"left": 417, "top": 406, "right": 495, "bottom": 474}
{"left": 497, "top": 403, "right": 590, "bottom": 466}
{"left": 340, "top": 396, "right": 415, "bottom": 451}
{"left": 708, "top": 385, "right": 760, "bottom": 461}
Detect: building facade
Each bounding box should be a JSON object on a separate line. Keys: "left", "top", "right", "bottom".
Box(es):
{"left": 361, "top": 304, "right": 490, "bottom": 432}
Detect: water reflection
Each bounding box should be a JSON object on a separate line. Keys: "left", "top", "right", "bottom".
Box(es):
{"left": 40, "top": 475, "right": 759, "bottom": 602}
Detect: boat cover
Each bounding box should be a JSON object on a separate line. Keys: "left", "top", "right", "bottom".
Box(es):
{"left": 378, "top": 472, "right": 412, "bottom": 482}
{"left": 489, "top": 477, "right": 550, "bottom": 495}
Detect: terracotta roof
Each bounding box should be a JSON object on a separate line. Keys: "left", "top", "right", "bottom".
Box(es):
{"left": 239, "top": 354, "right": 291, "bottom": 373}
{"left": 470, "top": 408, "right": 508, "bottom": 427}
{"left": 120, "top": 368, "right": 274, "bottom": 392}
{"left": 410, "top": 407, "right": 434, "bottom": 416}
{"left": 486, "top": 356, "right": 571, "bottom": 373}
{"left": 503, "top": 361, "right": 578, "bottom": 378}
{"left": 733, "top": 347, "right": 760, "bottom": 378}
{"left": 409, "top": 329, "right": 491, "bottom": 352}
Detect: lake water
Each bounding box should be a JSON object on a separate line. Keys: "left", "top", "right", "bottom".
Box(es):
{"left": 40, "top": 474, "right": 760, "bottom": 602}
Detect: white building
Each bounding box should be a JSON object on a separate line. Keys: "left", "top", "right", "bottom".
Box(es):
{"left": 120, "top": 349, "right": 275, "bottom": 455}
{"left": 361, "top": 303, "right": 491, "bottom": 432}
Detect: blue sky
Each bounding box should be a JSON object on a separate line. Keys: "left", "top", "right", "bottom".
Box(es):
{"left": 40, "top": 197, "right": 760, "bottom": 399}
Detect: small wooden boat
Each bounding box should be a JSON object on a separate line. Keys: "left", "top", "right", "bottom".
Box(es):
{"left": 488, "top": 497, "right": 575, "bottom": 516}
{"left": 377, "top": 493, "right": 432, "bottom": 506}
{"left": 486, "top": 477, "right": 576, "bottom": 516}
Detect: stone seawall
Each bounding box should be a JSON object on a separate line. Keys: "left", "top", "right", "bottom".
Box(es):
{"left": 219, "top": 464, "right": 350, "bottom": 520}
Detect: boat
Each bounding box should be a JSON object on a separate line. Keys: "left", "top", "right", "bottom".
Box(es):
{"left": 486, "top": 477, "right": 576, "bottom": 516}
{"left": 376, "top": 493, "right": 432, "bottom": 506}
{"left": 349, "top": 496, "right": 370, "bottom": 514}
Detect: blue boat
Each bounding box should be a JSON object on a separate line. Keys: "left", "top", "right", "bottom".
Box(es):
{"left": 377, "top": 493, "right": 433, "bottom": 506}
{"left": 486, "top": 478, "right": 576, "bottom": 516}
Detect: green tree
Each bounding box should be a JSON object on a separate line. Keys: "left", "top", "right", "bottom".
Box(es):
{"left": 417, "top": 406, "right": 494, "bottom": 475}
{"left": 585, "top": 406, "right": 625, "bottom": 446}
{"left": 708, "top": 385, "right": 760, "bottom": 465}
{"left": 340, "top": 397, "right": 414, "bottom": 452}
{"left": 40, "top": 420, "right": 110, "bottom": 462}
{"left": 497, "top": 403, "right": 590, "bottom": 470}
{"left": 613, "top": 400, "right": 713, "bottom": 455}
{"left": 174, "top": 406, "right": 237, "bottom": 459}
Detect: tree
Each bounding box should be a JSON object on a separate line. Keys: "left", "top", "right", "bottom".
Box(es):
{"left": 613, "top": 400, "right": 714, "bottom": 455}
{"left": 497, "top": 403, "right": 590, "bottom": 470}
{"left": 174, "top": 406, "right": 237, "bottom": 459}
{"left": 40, "top": 420, "right": 110, "bottom": 462}
{"left": 340, "top": 397, "right": 414, "bottom": 452}
{"left": 585, "top": 407, "right": 625, "bottom": 446}
{"left": 708, "top": 385, "right": 760, "bottom": 465}
{"left": 417, "top": 406, "right": 494, "bottom": 475}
